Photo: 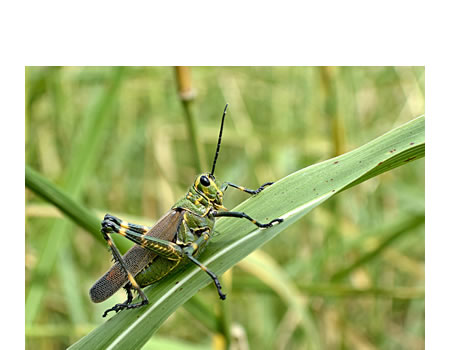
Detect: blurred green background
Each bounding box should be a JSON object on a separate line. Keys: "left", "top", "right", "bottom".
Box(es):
{"left": 25, "top": 67, "right": 424, "bottom": 350}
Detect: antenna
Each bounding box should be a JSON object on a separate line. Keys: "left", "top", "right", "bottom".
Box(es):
{"left": 210, "top": 104, "right": 228, "bottom": 176}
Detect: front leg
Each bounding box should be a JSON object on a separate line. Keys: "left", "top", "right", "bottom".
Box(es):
{"left": 220, "top": 181, "right": 274, "bottom": 195}
{"left": 212, "top": 210, "right": 283, "bottom": 228}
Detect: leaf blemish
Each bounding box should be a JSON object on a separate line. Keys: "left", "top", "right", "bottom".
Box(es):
{"left": 334, "top": 161, "right": 339, "bottom": 164}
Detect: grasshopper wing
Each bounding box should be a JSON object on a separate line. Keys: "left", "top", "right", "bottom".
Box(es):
{"left": 89, "top": 209, "right": 185, "bottom": 303}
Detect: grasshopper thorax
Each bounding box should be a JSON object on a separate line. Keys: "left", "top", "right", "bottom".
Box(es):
{"left": 192, "top": 173, "right": 224, "bottom": 210}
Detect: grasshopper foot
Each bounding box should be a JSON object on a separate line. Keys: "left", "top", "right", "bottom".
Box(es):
{"left": 253, "top": 181, "right": 274, "bottom": 195}
{"left": 212, "top": 277, "right": 226, "bottom": 300}
{"left": 258, "top": 217, "right": 284, "bottom": 228}
{"left": 212, "top": 276, "right": 226, "bottom": 300}
{"left": 267, "top": 218, "right": 283, "bottom": 227}
{"left": 102, "top": 299, "right": 149, "bottom": 318}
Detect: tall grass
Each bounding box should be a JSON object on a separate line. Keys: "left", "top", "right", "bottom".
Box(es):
{"left": 25, "top": 67, "right": 424, "bottom": 350}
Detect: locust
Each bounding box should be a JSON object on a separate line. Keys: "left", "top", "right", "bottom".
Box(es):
{"left": 89, "top": 104, "right": 283, "bottom": 317}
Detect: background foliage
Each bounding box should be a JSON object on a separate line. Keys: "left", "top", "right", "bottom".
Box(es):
{"left": 25, "top": 67, "right": 424, "bottom": 349}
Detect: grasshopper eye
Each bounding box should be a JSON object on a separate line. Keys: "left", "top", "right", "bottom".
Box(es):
{"left": 200, "top": 175, "right": 210, "bottom": 186}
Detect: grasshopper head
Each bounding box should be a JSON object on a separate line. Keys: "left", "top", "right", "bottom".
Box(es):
{"left": 192, "top": 104, "right": 228, "bottom": 210}
{"left": 194, "top": 173, "right": 224, "bottom": 209}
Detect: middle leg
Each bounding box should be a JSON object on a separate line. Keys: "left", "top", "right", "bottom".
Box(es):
{"left": 183, "top": 231, "right": 226, "bottom": 300}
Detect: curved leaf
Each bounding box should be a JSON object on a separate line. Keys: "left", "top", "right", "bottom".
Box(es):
{"left": 69, "top": 115, "right": 424, "bottom": 350}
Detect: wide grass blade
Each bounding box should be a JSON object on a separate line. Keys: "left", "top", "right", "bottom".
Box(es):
{"left": 69, "top": 115, "right": 424, "bottom": 349}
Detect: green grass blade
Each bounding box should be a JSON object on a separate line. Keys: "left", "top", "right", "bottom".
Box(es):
{"left": 25, "top": 165, "right": 102, "bottom": 240}
{"left": 26, "top": 67, "right": 125, "bottom": 326}
{"left": 331, "top": 214, "right": 425, "bottom": 281}
{"left": 141, "top": 336, "right": 210, "bottom": 350}
{"left": 69, "top": 115, "right": 424, "bottom": 350}
{"left": 181, "top": 295, "right": 219, "bottom": 333}
{"left": 233, "top": 277, "right": 424, "bottom": 299}
{"left": 238, "top": 250, "right": 321, "bottom": 349}
{"left": 288, "top": 212, "right": 425, "bottom": 281}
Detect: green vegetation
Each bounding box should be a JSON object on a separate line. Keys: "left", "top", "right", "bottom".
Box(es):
{"left": 25, "top": 67, "right": 424, "bottom": 350}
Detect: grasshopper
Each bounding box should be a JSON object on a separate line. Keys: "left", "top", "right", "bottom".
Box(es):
{"left": 89, "top": 104, "right": 283, "bottom": 317}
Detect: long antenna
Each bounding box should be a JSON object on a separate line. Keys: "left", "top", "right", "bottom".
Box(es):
{"left": 210, "top": 104, "right": 228, "bottom": 176}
